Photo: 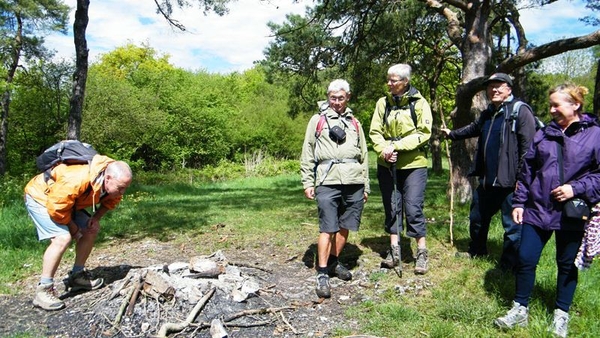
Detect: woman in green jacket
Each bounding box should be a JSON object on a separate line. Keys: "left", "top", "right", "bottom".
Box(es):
{"left": 369, "top": 64, "right": 433, "bottom": 274}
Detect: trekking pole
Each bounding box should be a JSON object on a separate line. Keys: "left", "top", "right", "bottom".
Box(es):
{"left": 391, "top": 162, "right": 402, "bottom": 278}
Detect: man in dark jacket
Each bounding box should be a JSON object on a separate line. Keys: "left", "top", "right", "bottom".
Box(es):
{"left": 441, "top": 73, "right": 537, "bottom": 271}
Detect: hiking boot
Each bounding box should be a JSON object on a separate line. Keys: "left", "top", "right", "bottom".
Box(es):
{"left": 381, "top": 245, "right": 400, "bottom": 268}
{"left": 494, "top": 301, "right": 529, "bottom": 329}
{"left": 550, "top": 308, "right": 569, "bottom": 338}
{"left": 66, "top": 270, "right": 104, "bottom": 292}
{"left": 414, "top": 248, "right": 429, "bottom": 275}
{"left": 329, "top": 262, "right": 352, "bottom": 281}
{"left": 315, "top": 273, "right": 331, "bottom": 298}
{"left": 33, "top": 283, "right": 65, "bottom": 311}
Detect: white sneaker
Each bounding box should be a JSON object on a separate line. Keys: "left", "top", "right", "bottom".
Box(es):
{"left": 494, "top": 301, "right": 528, "bottom": 329}
{"left": 551, "top": 308, "right": 569, "bottom": 338}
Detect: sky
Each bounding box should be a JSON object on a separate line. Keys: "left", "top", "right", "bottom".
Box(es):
{"left": 43, "top": 0, "right": 597, "bottom": 74}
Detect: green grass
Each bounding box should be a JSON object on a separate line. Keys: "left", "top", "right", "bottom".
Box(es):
{"left": 1, "top": 156, "right": 599, "bottom": 337}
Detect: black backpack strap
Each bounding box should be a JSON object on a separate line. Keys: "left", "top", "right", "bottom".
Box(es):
{"left": 408, "top": 99, "right": 418, "bottom": 129}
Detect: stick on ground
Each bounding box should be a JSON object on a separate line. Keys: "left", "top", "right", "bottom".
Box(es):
{"left": 155, "top": 287, "right": 216, "bottom": 338}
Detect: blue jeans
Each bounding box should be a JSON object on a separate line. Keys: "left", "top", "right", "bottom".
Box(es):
{"left": 514, "top": 223, "right": 583, "bottom": 312}
{"left": 377, "top": 166, "right": 427, "bottom": 238}
{"left": 468, "top": 185, "right": 521, "bottom": 269}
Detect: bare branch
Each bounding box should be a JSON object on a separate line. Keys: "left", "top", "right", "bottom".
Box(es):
{"left": 153, "top": 0, "right": 187, "bottom": 31}
{"left": 420, "top": 0, "right": 463, "bottom": 46}
{"left": 497, "top": 30, "right": 600, "bottom": 72}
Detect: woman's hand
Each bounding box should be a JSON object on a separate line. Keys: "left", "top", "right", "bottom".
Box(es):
{"left": 383, "top": 145, "right": 397, "bottom": 163}
{"left": 551, "top": 184, "right": 574, "bottom": 202}
{"left": 512, "top": 207, "right": 524, "bottom": 225}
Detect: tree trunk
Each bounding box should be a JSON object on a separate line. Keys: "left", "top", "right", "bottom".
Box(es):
{"left": 0, "top": 14, "right": 23, "bottom": 175}
{"left": 67, "top": 0, "right": 90, "bottom": 140}
{"left": 447, "top": 1, "right": 493, "bottom": 203}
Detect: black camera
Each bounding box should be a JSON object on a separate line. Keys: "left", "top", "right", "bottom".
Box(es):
{"left": 329, "top": 125, "right": 347, "bottom": 144}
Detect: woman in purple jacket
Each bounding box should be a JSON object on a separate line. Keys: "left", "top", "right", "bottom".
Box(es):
{"left": 494, "top": 83, "right": 600, "bottom": 338}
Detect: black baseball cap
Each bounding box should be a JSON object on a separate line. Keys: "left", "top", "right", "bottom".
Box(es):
{"left": 483, "top": 73, "right": 513, "bottom": 87}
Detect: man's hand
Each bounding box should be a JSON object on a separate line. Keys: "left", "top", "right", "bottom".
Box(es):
{"left": 440, "top": 128, "right": 451, "bottom": 137}
{"left": 512, "top": 207, "right": 524, "bottom": 225}
{"left": 304, "top": 187, "right": 315, "bottom": 200}
{"left": 84, "top": 216, "right": 101, "bottom": 235}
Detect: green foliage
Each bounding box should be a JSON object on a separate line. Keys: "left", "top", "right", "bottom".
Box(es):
{"left": 0, "top": 175, "right": 26, "bottom": 208}
{"left": 8, "top": 59, "right": 73, "bottom": 174}
{"left": 6, "top": 43, "right": 305, "bottom": 174}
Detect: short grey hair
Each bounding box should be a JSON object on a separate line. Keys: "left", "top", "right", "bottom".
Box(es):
{"left": 327, "top": 79, "right": 351, "bottom": 94}
{"left": 387, "top": 64, "right": 412, "bottom": 82}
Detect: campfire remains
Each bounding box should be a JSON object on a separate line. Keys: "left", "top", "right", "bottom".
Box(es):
{"left": 84, "top": 250, "right": 304, "bottom": 337}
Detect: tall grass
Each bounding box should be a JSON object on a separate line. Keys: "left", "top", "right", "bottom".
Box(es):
{"left": 1, "top": 155, "right": 598, "bottom": 336}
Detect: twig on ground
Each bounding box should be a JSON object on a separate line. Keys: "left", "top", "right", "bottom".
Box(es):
{"left": 221, "top": 306, "right": 295, "bottom": 322}
{"left": 228, "top": 262, "right": 273, "bottom": 273}
{"left": 155, "top": 287, "right": 216, "bottom": 338}
{"left": 279, "top": 310, "right": 297, "bottom": 334}
{"left": 108, "top": 274, "right": 133, "bottom": 301}
{"left": 113, "top": 286, "right": 135, "bottom": 327}
{"left": 126, "top": 279, "right": 144, "bottom": 316}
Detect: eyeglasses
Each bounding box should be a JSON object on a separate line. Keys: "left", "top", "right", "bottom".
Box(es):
{"left": 328, "top": 95, "right": 347, "bottom": 102}
{"left": 487, "top": 83, "right": 510, "bottom": 92}
{"left": 387, "top": 78, "right": 403, "bottom": 84}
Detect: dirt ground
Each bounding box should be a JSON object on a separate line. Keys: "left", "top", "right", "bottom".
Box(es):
{"left": 0, "top": 238, "right": 430, "bottom": 338}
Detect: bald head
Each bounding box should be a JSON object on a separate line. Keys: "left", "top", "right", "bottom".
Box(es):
{"left": 105, "top": 161, "right": 132, "bottom": 197}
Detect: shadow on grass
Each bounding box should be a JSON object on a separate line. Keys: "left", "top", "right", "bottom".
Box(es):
{"left": 301, "top": 242, "right": 364, "bottom": 270}
{"left": 361, "top": 235, "right": 415, "bottom": 263}
{"left": 59, "top": 264, "right": 141, "bottom": 300}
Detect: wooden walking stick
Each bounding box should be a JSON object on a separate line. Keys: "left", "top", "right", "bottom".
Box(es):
{"left": 440, "top": 109, "right": 455, "bottom": 246}
{"left": 391, "top": 162, "right": 403, "bottom": 277}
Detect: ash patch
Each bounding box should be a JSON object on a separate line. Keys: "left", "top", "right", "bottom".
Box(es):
{"left": 0, "top": 240, "right": 429, "bottom": 337}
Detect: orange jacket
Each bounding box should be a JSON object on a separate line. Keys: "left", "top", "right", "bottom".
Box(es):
{"left": 24, "top": 155, "right": 123, "bottom": 225}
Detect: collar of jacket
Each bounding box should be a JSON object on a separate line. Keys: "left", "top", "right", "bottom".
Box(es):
{"left": 324, "top": 106, "right": 353, "bottom": 119}
{"left": 546, "top": 112, "right": 600, "bottom": 137}
{"left": 486, "top": 94, "right": 515, "bottom": 114}
{"left": 386, "top": 85, "right": 420, "bottom": 108}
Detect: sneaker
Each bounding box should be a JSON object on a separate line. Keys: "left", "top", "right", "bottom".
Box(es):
{"left": 33, "top": 283, "right": 65, "bottom": 311}
{"left": 551, "top": 308, "right": 569, "bottom": 338}
{"left": 381, "top": 245, "right": 400, "bottom": 268}
{"left": 494, "top": 301, "right": 529, "bottom": 329}
{"left": 329, "top": 262, "right": 352, "bottom": 281}
{"left": 414, "top": 248, "right": 429, "bottom": 275}
{"left": 315, "top": 273, "right": 331, "bottom": 298}
{"left": 66, "top": 270, "right": 104, "bottom": 292}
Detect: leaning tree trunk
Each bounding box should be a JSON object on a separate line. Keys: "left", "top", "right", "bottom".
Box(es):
{"left": 67, "top": 0, "right": 90, "bottom": 140}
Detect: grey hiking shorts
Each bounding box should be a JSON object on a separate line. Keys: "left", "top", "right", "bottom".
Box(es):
{"left": 315, "top": 184, "right": 365, "bottom": 233}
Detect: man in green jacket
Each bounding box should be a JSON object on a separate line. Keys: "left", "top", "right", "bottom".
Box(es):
{"left": 300, "top": 79, "right": 370, "bottom": 298}
{"left": 370, "top": 63, "right": 433, "bottom": 274}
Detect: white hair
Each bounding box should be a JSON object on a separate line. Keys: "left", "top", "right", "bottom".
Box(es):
{"left": 327, "top": 79, "right": 351, "bottom": 94}
{"left": 388, "top": 64, "right": 412, "bottom": 81}
{"left": 106, "top": 161, "right": 133, "bottom": 182}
